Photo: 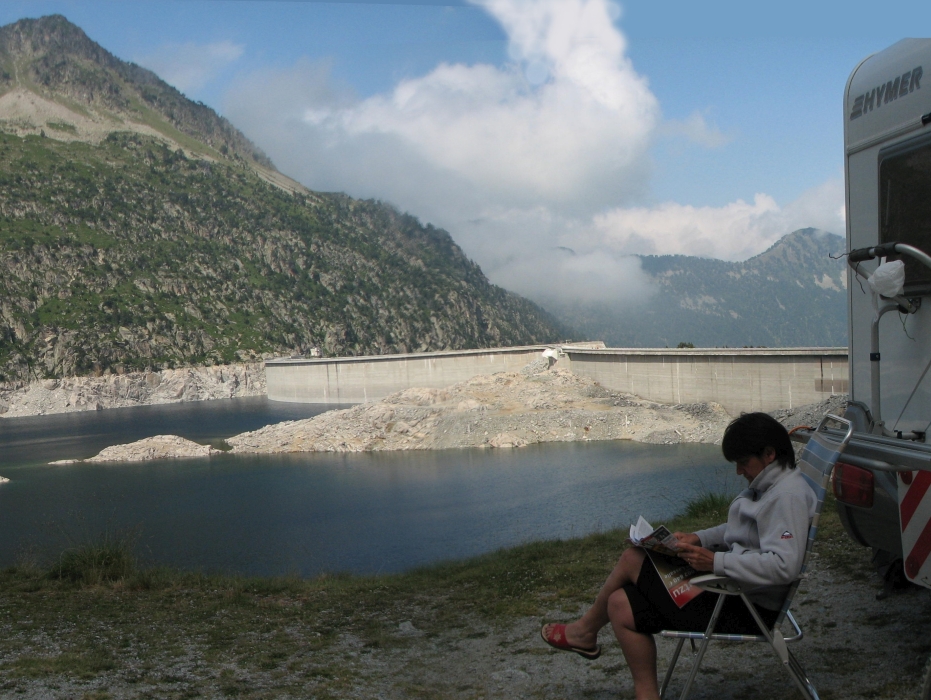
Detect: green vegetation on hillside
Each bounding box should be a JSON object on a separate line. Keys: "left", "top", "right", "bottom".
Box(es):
{"left": 0, "top": 14, "right": 562, "bottom": 383}
{"left": 0, "top": 131, "right": 560, "bottom": 381}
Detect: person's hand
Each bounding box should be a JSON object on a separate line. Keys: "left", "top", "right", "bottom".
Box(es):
{"left": 675, "top": 542, "right": 715, "bottom": 572}
{"left": 672, "top": 532, "right": 701, "bottom": 547}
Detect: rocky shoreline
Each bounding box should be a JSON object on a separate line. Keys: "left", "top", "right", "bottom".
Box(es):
{"left": 226, "top": 367, "right": 731, "bottom": 454}
{"left": 0, "top": 362, "right": 266, "bottom": 418}
{"left": 56, "top": 359, "right": 850, "bottom": 465}
{"left": 50, "top": 435, "right": 216, "bottom": 465}
{"left": 59, "top": 366, "right": 734, "bottom": 463}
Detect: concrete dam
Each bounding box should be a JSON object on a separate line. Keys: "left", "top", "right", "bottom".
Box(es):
{"left": 265, "top": 345, "right": 848, "bottom": 416}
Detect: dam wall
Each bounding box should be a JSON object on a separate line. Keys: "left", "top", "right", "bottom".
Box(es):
{"left": 266, "top": 346, "right": 848, "bottom": 415}
{"left": 265, "top": 346, "right": 547, "bottom": 404}
{"left": 560, "top": 348, "right": 848, "bottom": 416}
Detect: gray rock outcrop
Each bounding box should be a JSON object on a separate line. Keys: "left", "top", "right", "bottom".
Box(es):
{"left": 227, "top": 368, "right": 733, "bottom": 454}
{"left": 0, "top": 362, "right": 265, "bottom": 417}
{"left": 84, "top": 435, "right": 215, "bottom": 463}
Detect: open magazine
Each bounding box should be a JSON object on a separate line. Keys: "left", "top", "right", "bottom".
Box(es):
{"left": 629, "top": 516, "right": 705, "bottom": 609}
{"left": 628, "top": 516, "right": 681, "bottom": 556}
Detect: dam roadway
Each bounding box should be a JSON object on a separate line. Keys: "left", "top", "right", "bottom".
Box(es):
{"left": 265, "top": 345, "right": 848, "bottom": 416}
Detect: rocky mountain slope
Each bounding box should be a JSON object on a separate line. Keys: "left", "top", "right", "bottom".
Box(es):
{"left": 0, "top": 15, "right": 562, "bottom": 383}
{"left": 0, "top": 14, "right": 273, "bottom": 169}
{"left": 546, "top": 228, "right": 848, "bottom": 348}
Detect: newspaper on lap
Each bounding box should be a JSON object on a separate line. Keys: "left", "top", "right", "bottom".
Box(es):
{"left": 629, "top": 516, "right": 704, "bottom": 609}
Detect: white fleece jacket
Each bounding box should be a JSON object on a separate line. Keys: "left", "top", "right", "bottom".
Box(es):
{"left": 694, "top": 462, "right": 817, "bottom": 610}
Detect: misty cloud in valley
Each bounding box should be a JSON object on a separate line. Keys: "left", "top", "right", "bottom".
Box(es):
{"left": 221, "top": 0, "right": 846, "bottom": 306}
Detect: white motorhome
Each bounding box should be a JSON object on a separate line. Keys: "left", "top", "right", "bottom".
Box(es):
{"left": 837, "top": 38, "right": 931, "bottom": 603}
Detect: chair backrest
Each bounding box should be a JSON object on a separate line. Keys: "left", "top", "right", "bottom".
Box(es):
{"left": 774, "top": 414, "right": 854, "bottom": 626}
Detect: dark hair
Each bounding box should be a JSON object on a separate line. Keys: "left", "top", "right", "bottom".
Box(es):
{"left": 721, "top": 412, "right": 795, "bottom": 469}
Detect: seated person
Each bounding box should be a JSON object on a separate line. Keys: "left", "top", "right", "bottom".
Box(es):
{"left": 540, "top": 412, "right": 815, "bottom": 700}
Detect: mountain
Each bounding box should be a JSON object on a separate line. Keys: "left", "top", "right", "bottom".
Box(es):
{"left": 0, "top": 15, "right": 562, "bottom": 383}
{"left": 0, "top": 15, "right": 274, "bottom": 169}
{"left": 544, "top": 229, "right": 848, "bottom": 348}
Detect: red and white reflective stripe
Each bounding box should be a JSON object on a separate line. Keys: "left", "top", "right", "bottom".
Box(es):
{"left": 901, "top": 471, "right": 931, "bottom": 530}
{"left": 899, "top": 472, "right": 931, "bottom": 587}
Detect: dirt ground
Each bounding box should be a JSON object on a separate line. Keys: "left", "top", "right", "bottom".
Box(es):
{"left": 3, "top": 530, "right": 929, "bottom": 700}
{"left": 367, "top": 556, "right": 931, "bottom": 700}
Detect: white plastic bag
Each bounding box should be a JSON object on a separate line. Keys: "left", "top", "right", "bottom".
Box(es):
{"left": 869, "top": 259, "right": 906, "bottom": 297}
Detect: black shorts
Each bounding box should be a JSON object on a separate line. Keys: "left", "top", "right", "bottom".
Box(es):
{"left": 622, "top": 556, "right": 780, "bottom": 635}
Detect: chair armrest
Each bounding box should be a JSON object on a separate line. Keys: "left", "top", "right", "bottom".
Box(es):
{"left": 691, "top": 574, "right": 744, "bottom": 595}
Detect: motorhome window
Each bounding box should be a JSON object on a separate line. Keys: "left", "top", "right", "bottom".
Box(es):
{"left": 880, "top": 139, "right": 931, "bottom": 292}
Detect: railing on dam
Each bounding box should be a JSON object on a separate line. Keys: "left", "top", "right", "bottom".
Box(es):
{"left": 265, "top": 345, "right": 849, "bottom": 415}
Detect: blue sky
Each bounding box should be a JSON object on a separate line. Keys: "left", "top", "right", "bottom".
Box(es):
{"left": 0, "top": 1, "right": 922, "bottom": 301}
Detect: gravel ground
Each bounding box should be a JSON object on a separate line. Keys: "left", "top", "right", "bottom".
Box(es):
{"left": 3, "top": 533, "right": 928, "bottom": 699}
{"left": 367, "top": 564, "right": 931, "bottom": 700}
{"left": 771, "top": 394, "right": 850, "bottom": 432}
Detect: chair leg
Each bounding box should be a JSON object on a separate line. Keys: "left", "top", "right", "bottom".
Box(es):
{"left": 677, "top": 594, "right": 726, "bottom": 700}
{"left": 739, "top": 594, "right": 819, "bottom": 700}
{"left": 660, "top": 638, "right": 685, "bottom": 700}
{"left": 784, "top": 648, "right": 820, "bottom": 700}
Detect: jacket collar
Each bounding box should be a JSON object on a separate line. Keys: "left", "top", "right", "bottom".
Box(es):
{"left": 741, "top": 462, "right": 787, "bottom": 501}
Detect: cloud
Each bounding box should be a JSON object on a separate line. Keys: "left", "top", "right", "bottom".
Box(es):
{"left": 228, "top": 0, "right": 658, "bottom": 212}
{"left": 457, "top": 176, "right": 844, "bottom": 304}
{"left": 136, "top": 40, "right": 244, "bottom": 94}
{"left": 592, "top": 176, "right": 845, "bottom": 261}
{"left": 442, "top": 206, "right": 658, "bottom": 303}
{"left": 659, "top": 111, "right": 731, "bottom": 148}
{"left": 225, "top": 0, "right": 663, "bottom": 301}
{"left": 222, "top": 0, "right": 843, "bottom": 306}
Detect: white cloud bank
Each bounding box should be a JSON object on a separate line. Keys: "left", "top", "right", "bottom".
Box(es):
{"left": 223, "top": 0, "right": 844, "bottom": 304}
{"left": 593, "top": 177, "right": 845, "bottom": 261}
{"left": 137, "top": 40, "right": 244, "bottom": 94}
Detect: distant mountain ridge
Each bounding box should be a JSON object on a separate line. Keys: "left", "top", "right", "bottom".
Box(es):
{"left": 0, "top": 15, "right": 563, "bottom": 383}
{"left": 547, "top": 229, "right": 848, "bottom": 348}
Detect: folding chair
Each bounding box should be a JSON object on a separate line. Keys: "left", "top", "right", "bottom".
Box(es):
{"left": 659, "top": 413, "right": 854, "bottom": 700}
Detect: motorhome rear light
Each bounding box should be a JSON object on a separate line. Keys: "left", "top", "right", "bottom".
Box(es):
{"left": 833, "top": 462, "right": 874, "bottom": 508}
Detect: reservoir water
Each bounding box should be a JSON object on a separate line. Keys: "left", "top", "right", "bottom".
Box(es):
{"left": 0, "top": 397, "right": 735, "bottom": 577}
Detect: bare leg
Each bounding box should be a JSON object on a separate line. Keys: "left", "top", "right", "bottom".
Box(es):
{"left": 562, "top": 547, "right": 646, "bottom": 649}
{"left": 561, "top": 548, "right": 660, "bottom": 700}
{"left": 608, "top": 588, "right": 661, "bottom": 700}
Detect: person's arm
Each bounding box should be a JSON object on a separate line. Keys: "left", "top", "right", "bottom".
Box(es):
{"left": 694, "top": 524, "right": 727, "bottom": 550}
{"left": 671, "top": 532, "right": 700, "bottom": 546}
{"left": 674, "top": 542, "right": 715, "bottom": 571}
{"left": 712, "top": 492, "right": 811, "bottom": 587}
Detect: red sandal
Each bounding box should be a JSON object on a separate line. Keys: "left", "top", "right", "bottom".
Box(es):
{"left": 540, "top": 623, "right": 601, "bottom": 660}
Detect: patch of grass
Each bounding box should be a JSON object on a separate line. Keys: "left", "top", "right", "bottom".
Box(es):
{"left": 48, "top": 532, "right": 137, "bottom": 585}
{"left": 3, "top": 650, "right": 115, "bottom": 679}
{"left": 45, "top": 120, "right": 77, "bottom": 134}
{"left": 682, "top": 490, "right": 734, "bottom": 522}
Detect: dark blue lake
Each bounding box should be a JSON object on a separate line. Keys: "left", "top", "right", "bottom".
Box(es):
{"left": 0, "top": 397, "right": 735, "bottom": 577}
